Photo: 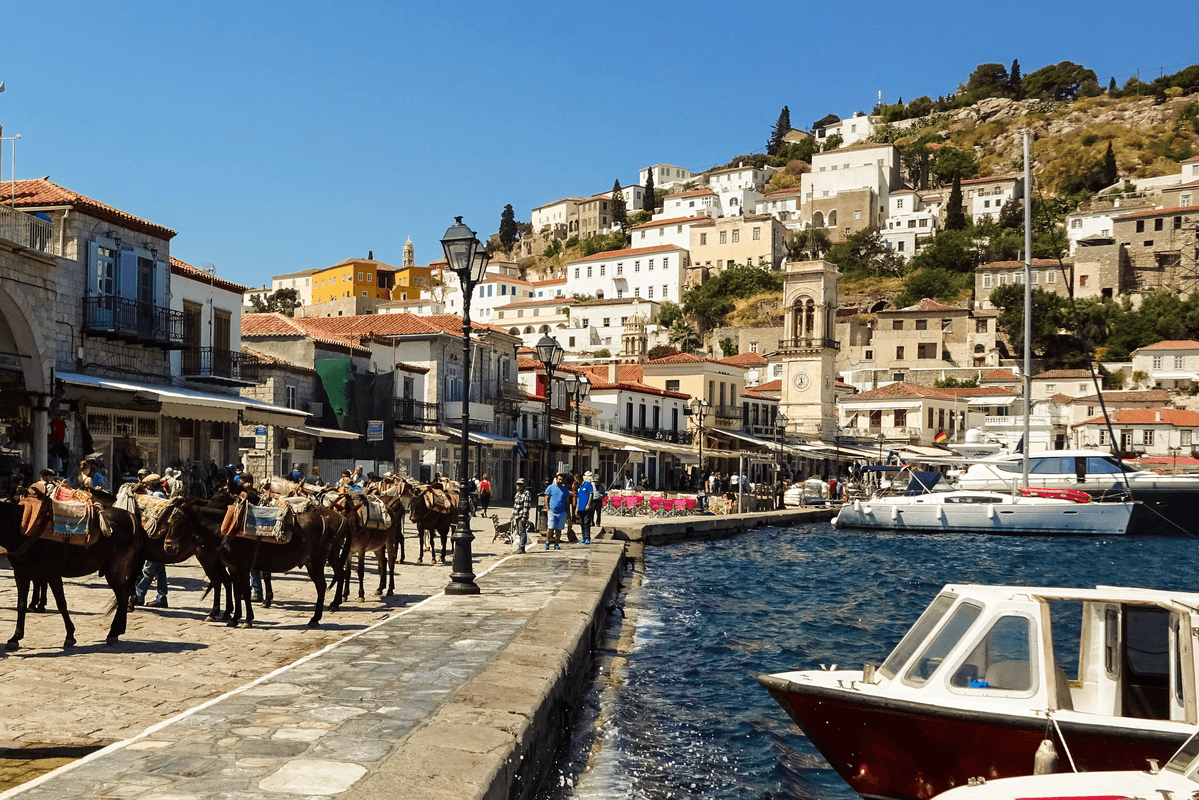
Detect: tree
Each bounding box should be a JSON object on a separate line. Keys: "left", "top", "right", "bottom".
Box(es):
{"left": 812, "top": 113, "right": 840, "bottom": 130}
{"left": 934, "top": 376, "right": 979, "bottom": 389}
{"left": 961, "top": 63, "right": 1010, "bottom": 102}
{"left": 250, "top": 288, "right": 301, "bottom": 316}
{"left": 644, "top": 170, "right": 656, "bottom": 213}
{"left": 930, "top": 146, "right": 979, "bottom": 185}
{"left": 788, "top": 228, "right": 831, "bottom": 261}
{"left": 658, "top": 301, "right": 683, "bottom": 329}
{"left": 1108, "top": 76, "right": 1117, "bottom": 94}
{"left": 667, "top": 321, "right": 701, "bottom": 352}
{"left": 997, "top": 197, "right": 1023, "bottom": 229}
{"left": 1098, "top": 142, "right": 1118, "bottom": 188}
{"left": 498, "top": 204, "right": 519, "bottom": 254}
{"left": 682, "top": 264, "right": 784, "bottom": 331}
{"left": 594, "top": 349, "right": 611, "bottom": 359}
{"left": 611, "top": 179, "right": 628, "bottom": 234}
{"left": 822, "top": 134, "right": 843, "bottom": 151}
{"left": 1008, "top": 59, "right": 1023, "bottom": 98}
{"left": 1023, "top": 61, "right": 1099, "bottom": 102}
{"left": 990, "top": 284, "right": 1089, "bottom": 367}
{"left": 891, "top": 267, "right": 968, "bottom": 308}
{"left": 767, "top": 105, "right": 792, "bottom": 156}
{"left": 945, "top": 174, "right": 967, "bottom": 231}
{"left": 648, "top": 344, "right": 676, "bottom": 361}
{"left": 719, "top": 338, "right": 739, "bottom": 358}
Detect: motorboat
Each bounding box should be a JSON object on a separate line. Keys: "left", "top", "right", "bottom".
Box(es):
{"left": 936, "top": 727, "right": 1199, "bottom": 800}
{"left": 956, "top": 449, "right": 1199, "bottom": 536}
{"left": 758, "top": 583, "right": 1199, "bottom": 800}
{"left": 832, "top": 466, "right": 1133, "bottom": 536}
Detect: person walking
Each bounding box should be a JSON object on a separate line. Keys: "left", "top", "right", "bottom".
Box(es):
{"left": 309, "top": 465, "right": 325, "bottom": 486}
{"left": 592, "top": 475, "right": 607, "bottom": 526}
{"left": 564, "top": 474, "right": 581, "bottom": 544}
{"left": 133, "top": 473, "right": 170, "bottom": 608}
{"left": 577, "top": 471, "right": 596, "bottom": 544}
{"left": 512, "top": 478, "right": 532, "bottom": 554}
{"left": 543, "top": 473, "right": 569, "bottom": 550}
{"left": 72, "top": 460, "right": 94, "bottom": 490}
{"left": 478, "top": 474, "right": 492, "bottom": 515}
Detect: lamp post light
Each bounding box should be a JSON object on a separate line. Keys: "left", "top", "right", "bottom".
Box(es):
{"left": 440, "top": 216, "right": 490, "bottom": 596}
{"left": 689, "top": 397, "right": 710, "bottom": 488}
{"left": 535, "top": 334, "right": 564, "bottom": 493}
{"left": 563, "top": 372, "right": 591, "bottom": 475}
{"left": 876, "top": 432, "right": 886, "bottom": 465}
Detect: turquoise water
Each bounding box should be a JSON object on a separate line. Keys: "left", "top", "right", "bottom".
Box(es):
{"left": 555, "top": 524, "right": 1199, "bottom": 799}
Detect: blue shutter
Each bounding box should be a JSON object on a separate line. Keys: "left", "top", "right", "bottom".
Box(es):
{"left": 154, "top": 259, "right": 169, "bottom": 308}
{"left": 118, "top": 249, "right": 138, "bottom": 300}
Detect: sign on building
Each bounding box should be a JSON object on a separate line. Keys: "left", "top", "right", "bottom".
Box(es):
{"left": 367, "top": 420, "right": 384, "bottom": 442}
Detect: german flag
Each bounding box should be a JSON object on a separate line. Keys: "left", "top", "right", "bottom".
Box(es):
{"left": 934, "top": 431, "right": 948, "bottom": 443}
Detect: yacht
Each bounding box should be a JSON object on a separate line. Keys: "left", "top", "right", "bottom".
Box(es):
{"left": 758, "top": 584, "right": 1199, "bottom": 800}
{"left": 956, "top": 449, "right": 1199, "bottom": 535}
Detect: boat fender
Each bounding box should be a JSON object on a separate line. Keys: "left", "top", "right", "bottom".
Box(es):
{"left": 863, "top": 505, "right": 873, "bottom": 515}
{"left": 831, "top": 514, "right": 839, "bottom": 526}
{"left": 890, "top": 505, "right": 898, "bottom": 522}
{"left": 1033, "top": 739, "right": 1058, "bottom": 775}
{"left": 853, "top": 499, "right": 861, "bottom": 511}
{"left": 986, "top": 504, "right": 995, "bottom": 519}
{"left": 935, "top": 505, "right": 944, "bottom": 520}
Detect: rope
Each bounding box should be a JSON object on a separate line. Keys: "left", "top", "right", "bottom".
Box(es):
{"left": 1048, "top": 712, "right": 1079, "bottom": 773}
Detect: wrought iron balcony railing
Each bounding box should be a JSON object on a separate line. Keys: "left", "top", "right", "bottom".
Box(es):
{"left": 711, "top": 404, "right": 743, "bottom": 419}
{"left": 395, "top": 398, "right": 440, "bottom": 427}
{"left": 180, "top": 348, "right": 259, "bottom": 385}
{"left": 619, "top": 426, "right": 692, "bottom": 444}
{"left": 83, "top": 295, "right": 187, "bottom": 349}
{"left": 0, "top": 204, "right": 56, "bottom": 255}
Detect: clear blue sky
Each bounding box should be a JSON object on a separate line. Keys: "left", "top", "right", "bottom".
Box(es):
{"left": 1, "top": 1, "right": 1193, "bottom": 289}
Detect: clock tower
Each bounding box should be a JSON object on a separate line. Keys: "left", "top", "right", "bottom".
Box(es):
{"left": 778, "top": 259, "right": 840, "bottom": 439}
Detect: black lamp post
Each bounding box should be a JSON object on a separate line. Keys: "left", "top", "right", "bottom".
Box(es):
{"left": 689, "top": 397, "right": 710, "bottom": 487}
{"left": 563, "top": 372, "right": 591, "bottom": 474}
{"left": 441, "top": 216, "right": 490, "bottom": 596}
{"left": 535, "top": 334, "right": 564, "bottom": 493}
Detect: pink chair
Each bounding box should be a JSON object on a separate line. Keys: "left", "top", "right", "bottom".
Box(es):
{"left": 609, "top": 496, "right": 624, "bottom": 514}
{"left": 631, "top": 495, "right": 645, "bottom": 514}
{"left": 685, "top": 498, "right": 697, "bottom": 513}
{"left": 649, "top": 497, "right": 662, "bottom": 514}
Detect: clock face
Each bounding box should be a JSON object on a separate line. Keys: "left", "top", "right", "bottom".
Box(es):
{"left": 793, "top": 372, "right": 810, "bottom": 390}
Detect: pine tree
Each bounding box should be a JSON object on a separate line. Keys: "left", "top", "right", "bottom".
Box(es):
{"left": 1098, "top": 142, "right": 1118, "bottom": 187}
{"left": 498, "top": 204, "right": 519, "bottom": 254}
{"left": 1008, "top": 59, "right": 1023, "bottom": 98}
{"left": 611, "top": 179, "right": 628, "bottom": 233}
{"left": 644, "top": 170, "right": 656, "bottom": 213}
{"left": 945, "top": 174, "right": 967, "bottom": 231}
{"left": 767, "top": 105, "right": 792, "bottom": 156}
{"left": 1109, "top": 76, "right": 1117, "bottom": 94}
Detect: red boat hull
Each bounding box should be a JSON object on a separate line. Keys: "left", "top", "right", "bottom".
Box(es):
{"left": 760, "top": 677, "right": 1186, "bottom": 800}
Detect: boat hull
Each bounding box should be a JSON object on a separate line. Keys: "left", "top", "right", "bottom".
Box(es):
{"left": 759, "top": 676, "right": 1185, "bottom": 800}
{"left": 833, "top": 498, "right": 1130, "bottom": 535}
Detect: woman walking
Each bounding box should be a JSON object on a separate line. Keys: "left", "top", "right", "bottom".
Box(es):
{"left": 478, "top": 473, "right": 492, "bottom": 515}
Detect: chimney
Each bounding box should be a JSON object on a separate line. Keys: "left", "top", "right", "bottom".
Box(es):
{"left": 1156, "top": 409, "right": 1161, "bottom": 423}
{"left": 608, "top": 360, "right": 618, "bottom": 384}
{"left": 368, "top": 250, "right": 374, "bottom": 260}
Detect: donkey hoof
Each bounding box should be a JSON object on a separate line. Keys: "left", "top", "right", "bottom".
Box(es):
{"left": 226, "top": 619, "right": 239, "bottom": 628}
{"left": 6, "top": 639, "right": 20, "bottom": 651}
{"left": 239, "top": 621, "right": 254, "bottom": 629}
{"left": 386, "top": 589, "right": 394, "bottom": 596}
{"left": 373, "top": 589, "right": 382, "bottom": 596}
{"left": 204, "top": 615, "right": 216, "bottom": 623}
{"left": 261, "top": 601, "right": 272, "bottom": 609}
{"left": 64, "top": 637, "right": 77, "bottom": 648}
{"left": 307, "top": 620, "right": 321, "bottom": 629}
{"left": 104, "top": 636, "right": 118, "bottom": 647}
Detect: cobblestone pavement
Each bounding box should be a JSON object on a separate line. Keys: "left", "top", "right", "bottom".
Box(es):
{"left": 0, "top": 512, "right": 522, "bottom": 785}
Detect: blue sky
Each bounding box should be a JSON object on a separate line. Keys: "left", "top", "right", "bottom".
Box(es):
{"left": 1, "top": 1, "right": 1194, "bottom": 290}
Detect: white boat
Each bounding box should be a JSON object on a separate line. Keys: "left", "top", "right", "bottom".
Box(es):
{"left": 758, "top": 583, "right": 1199, "bottom": 800}
{"left": 832, "top": 466, "right": 1132, "bottom": 536}
{"left": 936, "top": 727, "right": 1199, "bottom": 800}
{"left": 957, "top": 448, "right": 1199, "bottom": 536}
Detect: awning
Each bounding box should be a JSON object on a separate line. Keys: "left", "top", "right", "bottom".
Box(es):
{"left": 286, "top": 425, "right": 362, "bottom": 441}
{"left": 555, "top": 423, "right": 695, "bottom": 457}
{"left": 709, "top": 428, "right": 785, "bottom": 450}
{"left": 58, "top": 371, "right": 275, "bottom": 425}
{"left": 440, "top": 428, "right": 519, "bottom": 449}
{"left": 241, "top": 396, "right": 310, "bottom": 426}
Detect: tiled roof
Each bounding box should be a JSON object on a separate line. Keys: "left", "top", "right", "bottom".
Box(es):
{"left": 1070, "top": 390, "right": 1172, "bottom": 404}
{"left": 629, "top": 215, "right": 710, "bottom": 230}
{"left": 320, "top": 257, "right": 398, "bottom": 272}
{"left": 1, "top": 178, "right": 175, "bottom": 239}
{"left": 745, "top": 379, "right": 782, "bottom": 394}
{"left": 1048, "top": 392, "right": 1075, "bottom": 403}
{"left": 647, "top": 352, "right": 743, "bottom": 368}
{"left": 395, "top": 361, "right": 430, "bottom": 375}
{"left": 241, "top": 346, "right": 315, "bottom": 374}
{"left": 846, "top": 382, "right": 956, "bottom": 401}
{"left": 720, "top": 352, "right": 768, "bottom": 367}
{"left": 1135, "top": 340, "right": 1199, "bottom": 351}
{"left": 1114, "top": 204, "right": 1199, "bottom": 222}
{"left": 667, "top": 189, "right": 716, "bottom": 198}
{"left": 1078, "top": 408, "right": 1199, "bottom": 427}
{"left": 978, "top": 259, "right": 1066, "bottom": 271}
{"left": 981, "top": 369, "right": 1021, "bottom": 382}
{"left": 241, "top": 313, "right": 374, "bottom": 353}
{"left": 1032, "top": 369, "right": 1093, "bottom": 380}
{"left": 170, "top": 258, "right": 249, "bottom": 294}
{"left": 937, "top": 386, "right": 1019, "bottom": 398}
{"left": 532, "top": 278, "right": 567, "bottom": 286}
{"left": 892, "top": 298, "right": 966, "bottom": 313}
{"left": 569, "top": 244, "right": 683, "bottom": 264}
{"left": 960, "top": 174, "right": 1021, "bottom": 186}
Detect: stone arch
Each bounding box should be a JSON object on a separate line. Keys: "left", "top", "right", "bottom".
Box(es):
{"left": 0, "top": 284, "right": 51, "bottom": 394}
{"left": 974, "top": 344, "right": 985, "bottom": 353}
{"left": 827, "top": 209, "right": 838, "bottom": 228}
{"left": 811, "top": 211, "right": 825, "bottom": 228}
{"left": 789, "top": 294, "right": 817, "bottom": 342}
{"left": 596, "top": 289, "right": 605, "bottom": 299}
{"left": 524, "top": 326, "right": 534, "bottom": 334}
{"left": 539, "top": 325, "right": 550, "bottom": 334}
{"left": 508, "top": 327, "right": 520, "bottom": 335}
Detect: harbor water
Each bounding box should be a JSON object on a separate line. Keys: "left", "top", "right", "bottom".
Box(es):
{"left": 547, "top": 522, "right": 1199, "bottom": 800}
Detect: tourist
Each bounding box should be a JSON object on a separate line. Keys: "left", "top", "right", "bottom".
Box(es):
{"left": 351, "top": 465, "right": 367, "bottom": 488}
{"left": 478, "top": 473, "right": 492, "bottom": 515}
{"left": 623, "top": 472, "right": 634, "bottom": 491}
{"left": 290, "top": 464, "right": 303, "bottom": 483}
{"left": 639, "top": 472, "right": 650, "bottom": 491}
{"left": 30, "top": 468, "right": 56, "bottom": 498}
{"left": 90, "top": 462, "right": 107, "bottom": 492}
{"left": 563, "top": 474, "right": 581, "bottom": 544}
{"left": 73, "top": 460, "right": 94, "bottom": 490}
{"left": 511, "top": 478, "right": 532, "bottom": 554}
{"left": 592, "top": 475, "right": 607, "bottom": 526}
{"left": 577, "top": 471, "right": 596, "bottom": 544}
{"left": 339, "top": 470, "right": 354, "bottom": 491}
{"left": 309, "top": 465, "right": 325, "bottom": 487}
{"left": 543, "top": 473, "right": 569, "bottom": 550}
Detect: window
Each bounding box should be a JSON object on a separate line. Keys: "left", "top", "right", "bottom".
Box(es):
{"left": 1046, "top": 271, "right": 1056, "bottom": 284}
{"left": 662, "top": 284, "right": 669, "bottom": 298}
{"left": 881, "top": 593, "right": 954, "bottom": 679}
{"left": 772, "top": 364, "right": 783, "bottom": 378}
{"left": 864, "top": 349, "right": 874, "bottom": 360}
{"left": 892, "top": 320, "right": 904, "bottom": 330}
{"left": 949, "top": 615, "right": 1033, "bottom": 692}
{"left": 855, "top": 210, "right": 862, "bottom": 220}
{"left": 641, "top": 230, "right": 646, "bottom": 239}
{"left": 719, "top": 231, "right": 727, "bottom": 244}
{"left": 894, "top": 409, "right": 907, "bottom": 427}
{"left": 915, "top": 319, "right": 928, "bottom": 331}
{"left": 732, "top": 230, "right": 739, "bottom": 243}
{"left": 1032, "top": 271, "right": 1039, "bottom": 284}
{"left": 366, "top": 272, "right": 372, "bottom": 282}
{"left": 666, "top": 380, "right": 680, "bottom": 392}
{"left": 1155, "top": 218, "right": 1164, "bottom": 231}
{"left": 286, "top": 385, "right": 298, "bottom": 409}
{"left": 603, "top": 317, "right": 610, "bottom": 327}
{"left": 1177, "top": 356, "right": 1185, "bottom": 369}
{"left": 753, "top": 227, "right": 760, "bottom": 240}
{"left": 648, "top": 259, "right": 654, "bottom": 270}
{"left": 600, "top": 266, "right": 605, "bottom": 276}
{"left": 918, "top": 343, "right": 936, "bottom": 359}
{"left": 568, "top": 336, "right": 576, "bottom": 347}
{"left": 574, "top": 268, "right": 580, "bottom": 279}
{"left": 648, "top": 286, "right": 654, "bottom": 298}
{"left": 1183, "top": 430, "right": 1193, "bottom": 447}
{"left": 896, "top": 346, "right": 905, "bottom": 360}
{"left": 906, "top": 602, "right": 983, "bottom": 685}
{"left": 634, "top": 287, "right": 640, "bottom": 297}
{"left": 700, "top": 233, "right": 707, "bottom": 245}
{"left": 976, "top": 319, "right": 988, "bottom": 333}
{"left": 358, "top": 272, "right": 363, "bottom": 281}
{"left": 581, "top": 318, "right": 589, "bottom": 328}
{"left": 749, "top": 342, "right": 758, "bottom": 353}
{"left": 983, "top": 274, "right": 992, "bottom": 289}
{"left": 908, "top": 219, "right": 917, "bottom": 228}
{"left": 1071, "top": 218, "right": 1082, "bottom": 229}
{"left": 662, "top": 257, "right": 669, "bottom": 269}
{"left": 616, "top": 263, "right": 623, "bottom": 275}
{"left": 586, "top": 266, "right": 592, "bottom": 278}
{"left": 1144, "top": 428, "right": 1155, "bottom": 446}
{"left": 1137, "top": 220, "right": 1145, "bottom": 233}
{"left": 1079, "top": 275, "right": 1088, "bottom": 287}
{"left": 1153, "top": 356, "right": 1163, "bottom": 369}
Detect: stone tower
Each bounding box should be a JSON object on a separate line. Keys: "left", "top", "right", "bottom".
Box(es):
{"left": 402, "top": 237, "right": 415, "bottom": 269}
{"left": 777, "top": 259, "right": 840, "bottom": 439}
{"left": 621, "top": 313, "right": 649, "bottom": 362}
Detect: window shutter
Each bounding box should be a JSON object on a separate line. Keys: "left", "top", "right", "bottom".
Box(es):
{"left": 154, "top": 259, "right": 170, "bottom": 308}
{"left": 118, "top": 249, "right": 139, "bottom": 300}
{"left": 89, "top": 240, "right": 102, "bottom": 294}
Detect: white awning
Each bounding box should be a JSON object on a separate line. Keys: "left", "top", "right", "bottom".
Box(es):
{"left": 286, "top": 425, "right": 361, "bottom": 441}
{"left": 58, "top": 371, "right": 250, "bottom": 424}
{"left": 440, "top": 428, "right": 519, "bottom": 449}
{"left": 709, "top": 428, "right": 784, "bottom": 450}
{"left": 241, "top": 397, "right": 310, "bottom": 426}
{"left": 554, "top": 423, "right": 695, "bottom": 457}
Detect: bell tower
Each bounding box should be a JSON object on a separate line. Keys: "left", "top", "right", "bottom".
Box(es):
{"left": 778, "top": 259, "right": 840, "bottom": 439}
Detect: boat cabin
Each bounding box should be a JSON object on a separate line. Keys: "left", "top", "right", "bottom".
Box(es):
{"left": 878, "top": 584, "right": 1199, "bottom": 723}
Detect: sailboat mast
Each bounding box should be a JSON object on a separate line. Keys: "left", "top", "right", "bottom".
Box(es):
{"left": 1022, "top": 129, "right": 1032, "bottom": 489}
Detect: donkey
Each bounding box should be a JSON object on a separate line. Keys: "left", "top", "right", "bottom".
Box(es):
{"left": 410, "top": 482, "right": 460, "bottom": 564}
{"left": 335, "top": 478, "right": 417, "bottom": 602}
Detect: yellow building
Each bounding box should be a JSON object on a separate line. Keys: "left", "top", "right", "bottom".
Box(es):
{"left": 391, "top": 265, "right": 434, "bottom": 301}
{"left": 310, "top": 255, "right": 396, "bottom": 304}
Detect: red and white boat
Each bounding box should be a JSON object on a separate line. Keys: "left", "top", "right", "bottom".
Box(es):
{"left": 758, "top": 584, "right": 1199, "bottom": 800}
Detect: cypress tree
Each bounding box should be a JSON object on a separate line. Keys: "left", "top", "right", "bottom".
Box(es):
{"left": 1099, "top": 142, "right": 1118, "bottom": 187}
{"left": 1109, "top": 76, "right": 1117, "bottom": 94}
{"left": 767, "top": 105, "right": 792, "bottom": 156}
{"left": 945, "top": 174, "right": 967, "bottom": 231}
{"left": 1009, "top": 59, "right": 1023, "bottom": 98}
{"left": 611, "top": 179, "right": 628, "bottom": 233}
{"left": 498, "top": 204, "right": 519, "bottom": 254}
{"left": 644, "top": 170, "right": 656, "bottom": 213}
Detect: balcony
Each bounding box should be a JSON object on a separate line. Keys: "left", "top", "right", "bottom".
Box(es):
{"left": 395, "top": 398, "right": 440, "bottom": 427}
{"left": 0, "top": 204, "right": 56, "bottom": 256}
{"left": 778, "top": 336, "right": 840, "bottom": 352}
{"left": 619, "top": 426, "right": 693, "bottom": 444}
{"left": 711, "top": 404, "right": 743, "bottom": 420}
{"left": 83, "top": 295, "right": 187, "bottom": 349}
{"left": 180, "top": 348, "right": 259, "bottom": 386}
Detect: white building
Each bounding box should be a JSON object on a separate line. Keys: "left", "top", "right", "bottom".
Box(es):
{"left": 629, "top": 215, "right": 709, "bottom": 251}
{"left": 815, "top": 112, "right": 878, "bottom": 148}
{"left": 1131, "top": 340, "right": 1199, "bottom": 390}
{"left": 269, "top": 267, "right": 319, "bottom": 305}
{"left": 565, "top": 244, "right": 689, "bottom": 304}
{"left": 801, "top": 142, "right": 902, "bottom": 229}
{"left": 170, "top": 258, "right": 248, "bottom": 383}
{"left": 639, "top": 164, "right": 693, "bottom": 192}
{"left": 531, "top": 196, "right": 585, "bottom": 237}
{"left": 659, "top": 189, "right": 719, "bottom": 220}
{"left": 881, "top": 189, "right": 944, "bottom": 258}
{"left": 960, "top": 175, "right": 1023, "bottom": 224}
{"left": 704, "top": 162, "right": 776, "bottom": 218}
{"left": 756, "top": 188, "right": 804, "bottom": 230}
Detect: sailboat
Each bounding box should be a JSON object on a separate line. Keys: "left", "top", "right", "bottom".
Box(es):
{"left": 833, "top": 131, "right": 1135, "bottom": 536}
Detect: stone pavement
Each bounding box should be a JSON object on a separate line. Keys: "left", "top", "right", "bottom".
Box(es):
{"left": 0, "top": 517, "right": 625, "bottom": 799}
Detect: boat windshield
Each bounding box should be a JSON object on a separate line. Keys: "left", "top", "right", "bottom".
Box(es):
{"left": 880, "top": 593, "right": 955, "bottom": 679}
{"left": 904, "top": 602, "right": 983, "bottom": 685}
{"left": 949, "top": 615, "right": 1034, "bottom": 692}
{"left": 1164, "top": 729, "right": 1199, "bottom": 779}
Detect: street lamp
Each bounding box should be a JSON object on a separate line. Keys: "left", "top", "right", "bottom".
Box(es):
{"left": 563, "top": 372, "right": 591, "bottom": 475}
{"left": 876, "top": 432, "right": 886, "bottom": 465}
{"left": 774, "top": 410, "right": 788, "bottom": 507}
{"left": 689, "top": 397, "right": 710, "bottom": 489}
{"left": 535, "top": 334, "right": 564, "bottom": 492}
{"left": 441, "top": 216, "right": 490, "bottom": 596}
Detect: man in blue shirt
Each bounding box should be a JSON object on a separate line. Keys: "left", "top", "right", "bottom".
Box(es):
{"left": 543, "top": 473, "right": 569, "bottom": 550}
{"left": 576, "top": 471, "right": 596, "bottom": 544}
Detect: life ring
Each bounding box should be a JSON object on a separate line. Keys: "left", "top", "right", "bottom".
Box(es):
{"left": 1155, "top": 468, "right": 1166, "bottom": 475}
{"left": 1019, "top": 486, "right": 1092, "bottom": 503}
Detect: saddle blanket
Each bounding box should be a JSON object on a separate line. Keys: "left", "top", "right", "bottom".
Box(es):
{"left": 52, "top": 499, "right": 92, "bottom": 537}
{"left": 360, "top": 496, "right": 392, "bottom": 529}
{"left": 135, "top": 495, "right": 171, "bottom": 538}
{"left": 236, "top": 502, "right": 291, "bottom": 544}
{"left": 428, "top": 488, "right": 455, "bottom": 513}
{"left": 276, "top": 495, "right": 314, "bottom": 515}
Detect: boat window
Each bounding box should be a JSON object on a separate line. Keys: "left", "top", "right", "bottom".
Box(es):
{"left": 1105, "top": 608, "right": 1119, "bottom": 675}
{"left": 1086, "top": 457, "right": 1128, "bottom": 474}
{"left": 1174, "top": 615, "right": 1184, "bottom": 704}
{"left": 881, "top": 593, "right": 955, "bottom": 679}
{"left": 1029, "top": 457, "right": 1073, "bottom": 474}
{"left": 950, "top": 615, "right": 1034, "bottom": 691}
{"left": 904, "top": 602, "right": 983, "bottom": 685}
{"left": 994, "top": 461, "right": 1021, "bottom": 473}
{"left": 1122, "top": 606, "right": 1171, "bottom": 720}
{"left": 1165, "top": 730, "right": 1199, "bottom": 777}
{"left": 944, "top": 495, "right": 996, "bottom": 504}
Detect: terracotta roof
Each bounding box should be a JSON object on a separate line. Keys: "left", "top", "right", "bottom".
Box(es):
{"left": 720, "top": 352, "right": 768, "bottom": 367}
{"left": 577, "top": 363, "right": 645, "bottom": 384}
{"left": 1, "top": 178, "right": 176, "bottom": 239}
{"left": 241, "top": 346, "right": 315, "bottom": 374}
{"left": 981, "top": 369, "right": 1021, "bottom": 382}
{"left": 960, "top": 174, "right": 1021, "bottom": 186}
{"left": 170, "top": 257, "right": 249, "bottom": 294}
{"left": 937, "top": 386, "right": 1018, "bottom": 399}
{"left": 1077, "top": 408, "right": 1199, "bottom": 427}
{"left": 667, "top": 189, "right": 716, "bottom": 198}
{"left": 568, "top": 244, "right": 684, "bottom": 264}
{"left": 319, "top": 257, "right": 398, "bottom": 272}
{"left": 763, "top": 188, "right": 805, "bottom": 198}
{"left": 745, "top": 379, "right": 782, "bottom": 394}
{"left": 629, "top": 215, "right": 710, "bottom": 230}
{"left": 1070, "top": 390, "right": 1171, "bottom": 404}
{"left": 978, "top": 259, "right": 1066, "bottom": 271}
{"left": 892, "top": 298, "right": 966, "bottom": 313}
{"left": 1135, "top": 340, "right": 1199, "bottom": 351}
{"left": 846, "top": 382, "right": 957, "bottom": 401}
{"left": 647, "top": 352, "right": 744, "bottom": 368}
{"left": 395, "top": 361, "right": 430, "bottom": 375}
{"left": 1115, "top": 205, "right": 1199, "bottom": 222}
{"left": 1048, "top": 392, "right": 1075, "bottom": 403}
{"left": 1032, "top": 369, "right": 1093, "bottom": 380}
{"left": 241, "top": 313, "right": 374, "bottom": 353}
{"left": 533, "top": 278, "right": 567, "bottom": 286}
